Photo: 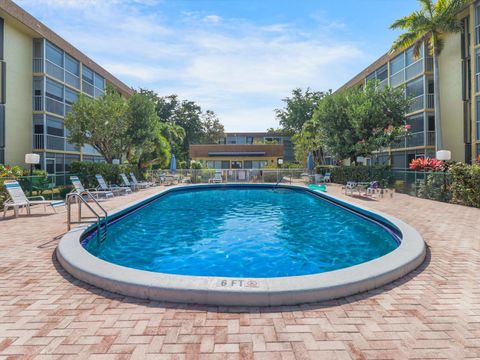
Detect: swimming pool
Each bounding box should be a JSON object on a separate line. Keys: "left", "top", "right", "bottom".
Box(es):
{"left": 84, "top": 187, "right": 399, "bottom": 278}
{"left": 57, "top": 184, "right": 425, "bottom": 306}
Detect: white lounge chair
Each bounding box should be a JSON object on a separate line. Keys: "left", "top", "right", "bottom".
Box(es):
{"left": 70, "top": 176, "right": 114, "bottom": 200}
{"left": 209, "top": 171, "right": 223, "bottom": 183}
{"left": 129, "top": 172, "right": 153, "bottom": 189}
{"left": 3, "top": 180, "right": 64, "bottom": 218}
{"left": 344, "top": 181, "right": 359, "bottom": 196}
{"left": 95, "top": 174, "right": 131, "bottom": 195}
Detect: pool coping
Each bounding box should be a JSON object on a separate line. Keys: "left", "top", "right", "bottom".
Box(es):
{"left": 57, "top": 184, "right": 426, "bottom": 306}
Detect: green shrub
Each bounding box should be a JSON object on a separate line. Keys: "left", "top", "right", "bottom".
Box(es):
{"left": 0, "top": 164, "right": 26, "bottom": 207}
{"left": 449, "top": 162, "right": 480, "bottom": 208}
{"left": 417, "top": 172, "right": 451, "bottom": 202}
{"left": 316, "top": 165, "right": 393, "bottom": 187}
{"left": 69, "top": 161, "right": 140, "bottom": 188}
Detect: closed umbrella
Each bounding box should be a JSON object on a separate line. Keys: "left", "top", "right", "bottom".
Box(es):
{"left": 169, "top": 154, "right": 177, "bottom": 173}
{"left": 307, "top": 152, "right": 314, "bottom": 173}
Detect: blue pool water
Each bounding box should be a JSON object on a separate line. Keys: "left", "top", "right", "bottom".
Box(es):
{"left": 84, "top": 186, "right": 399, "bottom": 278}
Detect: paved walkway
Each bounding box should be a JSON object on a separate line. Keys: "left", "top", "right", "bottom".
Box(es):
{"left": 0, "top": 184, "right": 479, "bottom": 359}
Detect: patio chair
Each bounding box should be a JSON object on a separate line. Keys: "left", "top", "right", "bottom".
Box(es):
{"left": 119, "top": 173, "right": 139, "bottom": 191}
{"left": 95, "top": 174, "right": 131, "bottom": 196}
{"left": 70, "top": 176, "right": 114, "bottom": 200}
{"left": 343, "top": 181, "right": 359, "bottom": 196}
{"left": 3, "top": 180, "right": 64, "bottom": 218}
{"left": 324, "top": 173, "right": 332, "bottom": 183}
{"left": 129, "top": 172, "right": 154, "bottom": 189}
{"left": 366, "top": 181, "right": 380, "bottom": 197}
{"left": 209, "top": 171, "right": 223, "bottom": 183}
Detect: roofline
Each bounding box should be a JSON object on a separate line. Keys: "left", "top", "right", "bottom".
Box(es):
{"left": 0, "top": 0, "right": 133, "bottom": 96}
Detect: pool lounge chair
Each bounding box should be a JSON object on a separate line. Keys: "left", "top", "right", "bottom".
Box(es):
{"left": 70, "top": 176, "right": 114, "bottom": 200}
{"left": 344, "top": 181, "right": 359, "bottom": 196}
{"left": 95, "top": 174, "right": 131, "bottom": 195}
{"left": 209, "top": 171, "right": 223, "bottom": 183}
{"left": 3, "top": 180, "right": 64, "bottom": 218}
{"left": 129, "top": 173, "right": 154, "bottom": 189}
{"left": 120, "top": 173, "right": 138, "bottom": 191}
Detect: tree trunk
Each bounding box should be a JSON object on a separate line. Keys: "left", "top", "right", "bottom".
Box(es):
{"left": 433, "top": 51, "right": 443, "bottom": 151}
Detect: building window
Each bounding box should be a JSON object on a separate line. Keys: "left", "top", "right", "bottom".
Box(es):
{"left": 94, "top": 73, "right": 104, "bottom": 90}
{"left": 406, "top": 114, "right": 424, "bottom": 133}
{"left": 65, "top": 88, "right": 79, "bottom": 105}
{"left": 46, "top": 78, "right": 63, "bottom": 102}
{"left": 46, "top": 41, "right": 63, "bottom": 67}
{"left": 65, "top": 54, "right": 79, "bottom": 76}
{"left": 46, "top": 116, "right": 63, "bottom": 137}
{"left": 406, "top": 77, "right": 424, "bottom": 98}
{"left": 82, "top": 66, "right": 94, "bottom": 84}
{"left": 390, "top": 53, "right": 404, "bottom": 75}
{"left": 476, "top": 48, "right": 480, "bottom": 93}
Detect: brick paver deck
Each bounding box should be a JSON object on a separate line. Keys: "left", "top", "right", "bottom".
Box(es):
{"left": 0, "top": 184, "right": 479, "bottom": 359}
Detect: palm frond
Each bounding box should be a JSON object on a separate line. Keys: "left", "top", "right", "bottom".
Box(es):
{"left": 418, "top": 0, "right": 434, "bottom": 15}
{"left": 390, "top": 32, "right": 422, "bottom": 54}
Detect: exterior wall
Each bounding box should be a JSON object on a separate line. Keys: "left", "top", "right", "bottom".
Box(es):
{"left": 3, "top": 20, "right": 32, "bottom": 166}
{"left": 438, "top": 31, "right": 465, "bottom": 162}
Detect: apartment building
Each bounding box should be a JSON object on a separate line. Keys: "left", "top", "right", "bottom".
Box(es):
{"left": 338, "top": 2, "right": 478, "bottom": 168}
{"left": 0, "top": 0, "right": 132, "bottom": 174}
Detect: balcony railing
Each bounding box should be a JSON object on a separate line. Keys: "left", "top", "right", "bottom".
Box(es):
{"left": 34, "top": 133, "right": 73, "bottom": 151}
{"left": 408, "top": 94, "right": 424, "bottom": 113}
{"left": 426, "top": 94, "right": 434, "bottom": 109}
{"left": 407, "top": 94, "right": 434, "bottom": 113}
{"left": 32, "top": 58, "right": 43, "bottom": 73}
{"left": 33, "top": 134, "right": 44, "bottom": 149}
{"left": 45, "top": 60, "right": 64, "bottom": 82}
{"left": 406, "top": 131, "right": 425, "bottom": 147}
{"left": 33, "top": 96, "right": 43, "bottom": 111}
{"left": 45, "top": 97, "right": 64, "bottom": 116}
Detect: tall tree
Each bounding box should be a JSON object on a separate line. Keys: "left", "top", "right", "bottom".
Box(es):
{"left": 201, "top": 110, "right": 225, "bottom": 143}
{"left": 275, "top": 88, "right": 326, "bottom": 134}
{"left": 65, "top": 86, "right": 128, "bottom": 163}
{"left": 390, "top": 0, "right": 467, "bottom": 151}
{"left": 303, "top": 81, "right": 410, "bottom": 163}
{"left": 125, "top": 92, "right": 160, "bottom": 163}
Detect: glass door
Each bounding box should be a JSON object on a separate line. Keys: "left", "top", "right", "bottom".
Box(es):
{"left": 46, "top": 158, "right": 56, "bottom": 174}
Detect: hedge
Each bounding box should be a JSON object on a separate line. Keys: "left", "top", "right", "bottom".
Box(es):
{"left": 316, "top": 165, "right": 394, "bottom": 187}
{"left": 69, "top": 162, "right": 140, "bottom": 189}
{"left": 449, "top": 162, "right": 480, "bottom": 208}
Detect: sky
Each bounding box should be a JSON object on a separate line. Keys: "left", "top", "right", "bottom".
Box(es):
{"left": 17, "top": 0, "right": 420, "bottom": 131}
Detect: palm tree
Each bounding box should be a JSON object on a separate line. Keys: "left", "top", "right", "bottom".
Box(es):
{"left": 390, "top": 0, "right": 467, "bottom": 151}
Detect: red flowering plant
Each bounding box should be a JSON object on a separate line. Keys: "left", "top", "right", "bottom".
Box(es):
{"left": 409, "top": 157, "right": 444, "bottom": 171}
{"left": 476, "top": 155, "right": 480, "bottom": 164}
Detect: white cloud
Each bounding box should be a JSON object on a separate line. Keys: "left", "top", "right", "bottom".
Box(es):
{"left": 16, "top": 0, "right": 368, "bottom": 131}
{"left": 203, "top": 15, "right": 222, "bottom": 24}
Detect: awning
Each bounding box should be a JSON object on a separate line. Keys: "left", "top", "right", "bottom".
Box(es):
{"left": 208, "top": 151, "right": 266, "bottom": 157}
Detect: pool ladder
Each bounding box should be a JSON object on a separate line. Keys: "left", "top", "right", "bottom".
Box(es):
{"left": 66, "top": 191, "right": 108, "bottom": 243}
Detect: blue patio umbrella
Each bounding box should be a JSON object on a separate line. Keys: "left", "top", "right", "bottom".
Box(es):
{"left": 307, "top": 152, "right": 314, "bottom": 173}
{"left": 169, "top": 153, "right": 177, "bottom": 173}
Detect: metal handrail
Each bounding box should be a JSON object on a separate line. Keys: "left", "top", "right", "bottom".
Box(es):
{"left": 66, "top": 191, "right": 108, "bottom": 243}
